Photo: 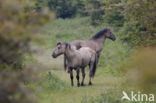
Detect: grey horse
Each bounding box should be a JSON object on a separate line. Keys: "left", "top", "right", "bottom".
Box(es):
{"left": 64, "top": 28, "right": 116, "bottom": 71}
{"left": 52, "top": 42, "right": 97, "bottom": 87}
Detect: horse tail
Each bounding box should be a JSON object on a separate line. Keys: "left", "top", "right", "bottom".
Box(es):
{"left": 64, "top": 55, "right": 67, "bottom": 71}
{"left": 91, "top": 53, "right": 98, "bottom": 77}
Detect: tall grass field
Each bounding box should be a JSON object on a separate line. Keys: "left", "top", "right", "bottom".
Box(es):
{"left": 27, "top": 17, "right": 155, "bottom": 103}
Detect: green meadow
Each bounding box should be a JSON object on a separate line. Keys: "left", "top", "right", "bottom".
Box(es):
{"left": 28, "top": 17, "right": 134, "bottom": 103}
{"left": 1, "top": 1, "right": 155, "bottom": 103}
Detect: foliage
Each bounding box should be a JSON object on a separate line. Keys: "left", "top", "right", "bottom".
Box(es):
{"left": 0, "top": 70, "right": 36, "bottom": 103}
{"left": 0, "top": 0, "right": 49, "bottom": 69}
{"left": 85, "top": 0, "right": 105, "bottom": 25}
{"left": 35, "top": 0, "right": 45, "bottom": 11}
{"left": 35, "top": 0, "right": 86, "bottom": 18}
{"left": 122, "top": 0, "right": 156, "bottom": 46}
{"left": 102, "top": 0, "right": 156, "bottom": 46}
{"left": 120, "top": 47, "right": 156, "bottom": 94}
{"left": 103, "top": 6, "right": 124, "bottom": 27}
{"left": 119, "top": 23, "right": 140, "bottom": 46}
{"left": 48, "top": 0, "right": 77, "bottom": 18}
{"left": 0, "top": 0, "right": 50, "bottom": 103}
{"left": 34, "top": 0, "right": 156, "bottom": 46}
{"left": 90, "top": 0, "right": 125, "bottom": 26}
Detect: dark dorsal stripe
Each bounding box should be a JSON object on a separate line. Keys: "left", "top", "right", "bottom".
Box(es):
{"left": 91, "top": 29, "right": 108, "bottom": 39}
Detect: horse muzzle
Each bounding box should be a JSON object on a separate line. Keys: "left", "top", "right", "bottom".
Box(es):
{"left": 110, "top": 35, "right": 116, "bottom": 41}
{"left": 52, "top": 53, "right": 57, "bottom": 58}
{"left": 112, "top": 37, "right": 116, "bottom": 41}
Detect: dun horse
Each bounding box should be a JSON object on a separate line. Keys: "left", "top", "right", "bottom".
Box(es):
{"left": 64, "top": 28, "right": 116, "bottom": 70}
{"left": 52, "top": 42, "right": 97, "bottom": 87}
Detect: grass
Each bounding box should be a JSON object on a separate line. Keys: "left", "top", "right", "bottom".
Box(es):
{"left": 29, "top": 17, "right": 134, "bottom": 103}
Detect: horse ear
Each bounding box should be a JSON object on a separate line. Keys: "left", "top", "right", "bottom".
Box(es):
{"left": 57, "top": 41, "right": 62, "bottom": 45}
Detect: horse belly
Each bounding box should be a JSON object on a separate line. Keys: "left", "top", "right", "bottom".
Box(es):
{"left": 68, "top": 57, "right": 82, "bottom": 68}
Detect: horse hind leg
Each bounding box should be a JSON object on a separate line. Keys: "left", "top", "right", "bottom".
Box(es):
{"left": 89, "top": 70, "right": 92, "bottom": 85}
{"left": 76, "top": 69, "right": 80, "bottom": 87}
{"left": 89, "top": 61, "right": 94, "bottom": 85}
{"left": 88, "top": 53, "right": 97, "bottom": 86}
{"left": 70, "top": 68, "right": 74, "bottom": 86}
{"left": 81, "top": 67, "right": 85, "bottom": 86}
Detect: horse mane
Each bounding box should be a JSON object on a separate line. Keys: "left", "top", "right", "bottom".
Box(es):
{"left": 65, "top": 43, "right": 71, "bottom": 49}
{"left": 91, "top": 28, "right": 108, "bottom": 39}
{"left": 57, "top": 42, "right": 71, "bottom": 48}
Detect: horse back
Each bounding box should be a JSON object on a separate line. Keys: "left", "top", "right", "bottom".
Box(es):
{"left": 78, "top": 47, "right": 96, "bottom": 63}
{"left": 71, "top": 40, "right": 98, "bottom": 52}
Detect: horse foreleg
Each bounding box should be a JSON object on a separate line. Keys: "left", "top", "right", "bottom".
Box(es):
{"left": 64, "top": 55, "right": 67, "bottom": 71}
{"left": 96, "top": 53, "right": 100, "bottom": 65}
{"left": 89, "top": 64, "right": 93, "bottom": 85}
{"left": 76, "top": 69, "right": 80, "bottom": 87}
{"left": 70, "top": 68, "right": 74, "bottom": 86}
{"left": 81, "top": 67, "right": 85, "bottom": 86}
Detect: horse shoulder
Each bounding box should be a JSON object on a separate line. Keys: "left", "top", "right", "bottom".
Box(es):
{"left": 70, "top": 50, "right": 82, "bottom": 66}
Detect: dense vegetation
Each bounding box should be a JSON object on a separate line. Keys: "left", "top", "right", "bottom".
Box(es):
{"left": 0, "top": 0, "right": 155, "bottom": 103}
{"left": 34, "top": 0, "right": 156, "bottom": 46}
{"left": 0, "top": 0, "right": 50, "bottom": 103}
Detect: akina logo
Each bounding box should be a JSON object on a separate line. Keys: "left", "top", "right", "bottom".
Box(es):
{"left": 121, "top": 91, "right": 155, "bottom": 102}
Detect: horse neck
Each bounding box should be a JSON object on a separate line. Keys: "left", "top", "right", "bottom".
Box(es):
{"left": 91, "top": 35, "right": 106, "bottom": 44}
{"left": 64, "top": 48, "right": 75, "bottom": 61}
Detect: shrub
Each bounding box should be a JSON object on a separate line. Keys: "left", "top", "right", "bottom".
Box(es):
{"left": 0, "top": 0, "right": 50, "bottom": 102}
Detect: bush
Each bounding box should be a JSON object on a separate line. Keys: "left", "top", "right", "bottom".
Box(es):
{"left": 103, "top": 7, "right": 124, "bottom": 27}
{"left": 0, "top": 0, "right": 50, "bottom": 102}
{"left": 123, "top": 0, "right": 156, "bottom": 46}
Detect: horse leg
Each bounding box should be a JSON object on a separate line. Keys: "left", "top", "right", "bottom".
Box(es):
{"left": 89, "top": 72, "right": 92, "bottom": 85}
{"left": 81, "top": 67, "right": 85, "bottom": 86}
{"left": 96, "top": 52, "right": 100, "bottom": 64}
{"left": 76, "top": 69, "right": 80, "bottom": 87}
{"left": 64, "top": 55, "right": 67, "bottom": 71}
{"left": 89, "top": 63, "right": 93, "bottom": 85}
{"left": 70, "top": 68, "right": 74, "bottom": 86}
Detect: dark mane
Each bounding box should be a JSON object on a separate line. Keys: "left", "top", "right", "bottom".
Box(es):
{"left": 91, "top": 29, "right": 108, "bottom": 39}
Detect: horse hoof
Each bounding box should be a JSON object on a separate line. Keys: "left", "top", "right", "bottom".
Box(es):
{"left": 77, "top": 83, "right": 80, "bottom": 87}
{"left": 88, "top": 82, "right": 92, "bottom": 86}
{"left": 81, "top": 83, "right": 84, "bottom": 86}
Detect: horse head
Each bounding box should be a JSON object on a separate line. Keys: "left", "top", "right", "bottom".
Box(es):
{"left": 104, "top": 28, "right": 116, "bottom": 41}
{"left": 91, "top": 28, "right": 116, "bottom": 41}
{"left": 52, "top": 41, "right": 69, "bottom": 58}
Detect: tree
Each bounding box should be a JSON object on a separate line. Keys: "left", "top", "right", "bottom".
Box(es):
{"left": 123, "top": 0, "right": 156, "bottom": 46}
{"left": 48, "top": 0, "right": 77, "bottom": 18}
